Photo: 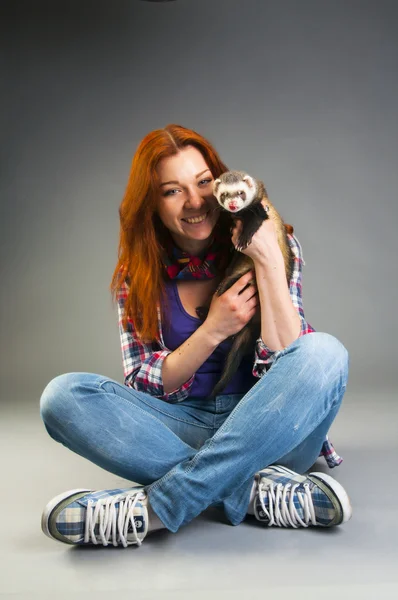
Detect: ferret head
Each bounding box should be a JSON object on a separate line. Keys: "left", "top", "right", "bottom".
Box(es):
{"left": 212, "top": 170, "right": 258, "bottom": 213}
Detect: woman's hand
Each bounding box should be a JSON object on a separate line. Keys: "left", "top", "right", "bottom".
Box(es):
{"left": 202, "top": 270, "right": 259, "bottom": 344}
{"left": 230, "top": 199, "right": 282, "bottom": 265}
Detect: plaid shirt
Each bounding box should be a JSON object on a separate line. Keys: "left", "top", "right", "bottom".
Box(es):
{"left": 116, "top": 233, "right": 343, "bottom": 469}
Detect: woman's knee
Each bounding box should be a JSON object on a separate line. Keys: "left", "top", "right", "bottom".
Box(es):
{"left": 39, "top": 372, "right": 101, "bottom": 425}
{"left": 299, "top": 332, "right": 349, "bottom": 386}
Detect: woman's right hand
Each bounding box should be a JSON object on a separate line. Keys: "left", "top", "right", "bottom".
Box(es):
{"left": 203, "top": 270, "right": 259, "bottom": 344}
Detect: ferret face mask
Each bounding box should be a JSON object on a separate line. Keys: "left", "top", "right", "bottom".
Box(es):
{"left": 213, "top": 171, "right": 257, "bottom": 213}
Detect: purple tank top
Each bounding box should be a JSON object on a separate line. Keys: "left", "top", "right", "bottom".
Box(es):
{"left": 161, "top": 281, "right": 258, "bottom": 397}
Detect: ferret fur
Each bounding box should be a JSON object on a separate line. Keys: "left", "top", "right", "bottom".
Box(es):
{"left": 195, "top": 170, "right": 295, "bottom": 397}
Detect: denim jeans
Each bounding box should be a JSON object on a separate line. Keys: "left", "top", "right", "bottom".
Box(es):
{"left": 39, "top": 331, "right": 349, "bottom": 532}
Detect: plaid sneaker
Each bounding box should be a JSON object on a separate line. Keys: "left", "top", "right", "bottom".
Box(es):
{"left": 254, "top": 465, "right": 352, "bottom": 528}
{"left": 41, "top": 485, "right": 148, "bottom": 547}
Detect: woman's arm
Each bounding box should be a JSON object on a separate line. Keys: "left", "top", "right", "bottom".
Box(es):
{"left": 161, "top": 325, "right": 221, "bottom": 395}
{"left": 252, "top": 233, "right": 316, "bottom": 376}
{"left": 254, "top": 252, "right": 301, "bottom": 352}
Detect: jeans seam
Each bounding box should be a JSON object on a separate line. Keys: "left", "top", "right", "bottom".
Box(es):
{"left": 146, "top": 468, "right": 177, "bottom": 491}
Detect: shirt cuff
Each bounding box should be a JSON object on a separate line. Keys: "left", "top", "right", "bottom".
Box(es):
{"left": 127, "top": 349, "right": 196, "bottom": 403}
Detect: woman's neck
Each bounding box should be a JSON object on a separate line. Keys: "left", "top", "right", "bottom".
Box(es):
{"left": 169, "top": 233, "right": 215, "bottom": 256}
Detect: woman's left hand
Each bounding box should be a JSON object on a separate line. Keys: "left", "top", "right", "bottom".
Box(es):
{"left": 230, "top": 199, "right": 282, "bottom": 264}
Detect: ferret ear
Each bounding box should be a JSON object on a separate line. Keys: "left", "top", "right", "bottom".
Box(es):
{"left": 213, "top": 178, "right": 221, "bottom": 192}
{"left": 242, "top": 175, "right": 255, "bottom": 189}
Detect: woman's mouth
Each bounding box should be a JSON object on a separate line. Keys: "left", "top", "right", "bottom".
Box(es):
{"left": 181, "top": 211, "right": 209, "bottom": 226}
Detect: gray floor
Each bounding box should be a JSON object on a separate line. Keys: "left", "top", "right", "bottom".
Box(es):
{"left": 2, "top": 391, "right": 397, "bottom": 599}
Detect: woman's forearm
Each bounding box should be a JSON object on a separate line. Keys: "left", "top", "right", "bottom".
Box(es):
{"left": 162, "top": 325, "right": 221, "bottom": 395}
{"left": 254, "top": 254, "right": 301, "bottom": 352}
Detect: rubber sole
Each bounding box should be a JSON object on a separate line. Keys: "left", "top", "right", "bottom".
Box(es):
{"left": 308, "top": 471, "right": 353, "bottom": 524}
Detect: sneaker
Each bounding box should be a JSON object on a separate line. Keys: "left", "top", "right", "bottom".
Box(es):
{"left": 41, "top": 485, "right": 149, "bottom": 547}
{"left": 254, "top": 465, "right": 352, "bottom": 528}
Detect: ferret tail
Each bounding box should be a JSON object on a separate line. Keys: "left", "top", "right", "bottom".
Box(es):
{"left": 210, "top": 326, "right": 254, "bottom": 397}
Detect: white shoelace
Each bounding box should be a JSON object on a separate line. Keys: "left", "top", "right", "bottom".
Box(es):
{"left": 256, "top": 481, "right": 317, "bottom": 528}
{"left": 84, "top": 490, "right": 148, "bottom": 547}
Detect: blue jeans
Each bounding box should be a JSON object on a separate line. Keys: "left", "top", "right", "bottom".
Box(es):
{"left": 39, "top": 332, "right": 349, "bottom": 532}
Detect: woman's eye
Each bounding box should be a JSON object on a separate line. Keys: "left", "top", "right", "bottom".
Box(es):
{"left": 164, "top": 179, "right": 212, "bottom": 196}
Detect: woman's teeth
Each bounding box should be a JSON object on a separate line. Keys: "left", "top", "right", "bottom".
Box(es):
{"left": 183, "top": 211, "right": 208, "bottom": 224}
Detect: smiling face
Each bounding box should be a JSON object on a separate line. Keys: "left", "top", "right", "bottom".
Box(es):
{"left": 155, "top": 146, "right": 220, "bottom": 255}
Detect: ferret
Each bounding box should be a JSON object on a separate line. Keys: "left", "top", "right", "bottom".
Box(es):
{"left": 195, "top": 170, "right": 295, "bottom": 397}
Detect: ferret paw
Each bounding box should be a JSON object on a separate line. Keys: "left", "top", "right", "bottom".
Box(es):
{"left": 236, "top": 235, "right": 252, "bottom": 252}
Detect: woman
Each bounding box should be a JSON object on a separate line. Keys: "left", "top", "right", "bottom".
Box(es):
{"left": 40, "top": 124, "right": 351, "bottom": 548}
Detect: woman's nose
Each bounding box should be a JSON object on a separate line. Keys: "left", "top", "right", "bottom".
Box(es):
{"left": 185, "top": 188, "right": 206, "bottom": 208}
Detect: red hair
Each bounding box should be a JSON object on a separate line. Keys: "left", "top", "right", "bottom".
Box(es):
{"left": 110, "top": 124, "right": 293, "bottom": 343}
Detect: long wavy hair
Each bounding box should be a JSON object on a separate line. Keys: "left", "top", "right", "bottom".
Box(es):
{"left": 110, "top": 124, "right": 293, "bottom": 343}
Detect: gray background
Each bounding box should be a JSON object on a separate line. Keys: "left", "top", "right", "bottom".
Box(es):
{"left": 1, "top": 1, "right": 397, "bottom": 598}
{"left": 2, "top": 0, "right": 397, "bottom": 396}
